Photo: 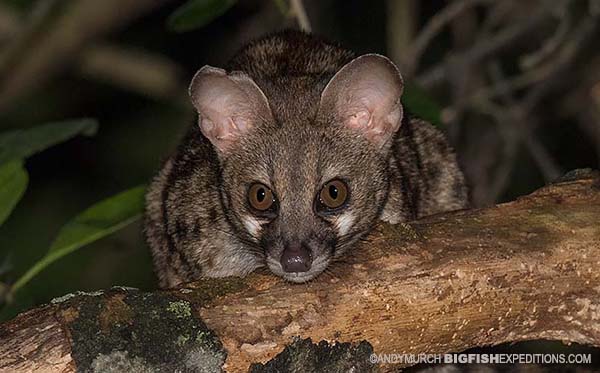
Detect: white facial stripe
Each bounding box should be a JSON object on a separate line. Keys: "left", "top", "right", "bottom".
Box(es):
{"left": 335, "top": 213, "right": 355, "bottom": 236}
{"left": 243, "top": 216, "right": 262, "bottom": 237}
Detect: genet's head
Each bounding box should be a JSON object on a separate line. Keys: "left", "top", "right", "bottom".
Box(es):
{"left": 189, "top": 54, "right": 404, "bottom": 282}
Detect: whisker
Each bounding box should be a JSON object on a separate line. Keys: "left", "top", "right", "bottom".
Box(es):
{"left": 203, "top": 224, "right": 265, "bottom": 255}
{"left": 321, "top": 267, "right": 340, "bottom": 282}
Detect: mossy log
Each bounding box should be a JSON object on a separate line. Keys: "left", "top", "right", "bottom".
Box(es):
{"left": 1, "top": 170, "right": 599, "bottom": 372}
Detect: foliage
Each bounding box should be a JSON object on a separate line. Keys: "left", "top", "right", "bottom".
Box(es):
{"left": 0, "top": 119, "right": 97, "bottom": 165}
{"left": 167, "top": 0, "right": 237, "bottom": 32}
{"left": 0, "top": 119, "right": 99, "bottom": 231}
{"left": 0, "top": 160, "right": 27, "bottom": 226}
{"left": 403, "top": 83, "right": 442, "bottom": 127}
{"left": 0, "top": 119, "right": 144, "bottom": 310}
{"left": 9, "top": 185, "right": 146, "bottom": 295}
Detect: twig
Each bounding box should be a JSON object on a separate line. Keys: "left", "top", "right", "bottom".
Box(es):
{"left": 525, "top": 136, "right": 562, "bottom": 181}
{"left": 403, "top": 0, "right": 493, "bottom": 76}
{"left": 417, "top": 4, "right": 554, "bottom": 88}
{"left": 0, "top": 4, "right": 19, "bottom": 43}
{"left": 386, "top": 0, "right": 417, "bottom": 70}
{"left": 0, "top": 0, "right": 174, "bottom": 112}
{"left": 521, "top": 11, "right": 599, "bottom": 112}
{"left": 444, "top": 5, "right": 483, "bottom": 143}
{"left": 519, "top": 0, "right": 571, "bottom": 69}
{"left": 478, "top": 0, "right": 517, "bottom": 35}
{"left": 447, "top": 10, "right": 598, "bottom": 120}
{"left": 0, "top": 3, "right": 182, "bottom": 103}
{"left": 78, "top": 44, "right": 183, "bottom": 100}
{"left": 290, "top": 0, "right": 311, "bottom": 32}
{"left": 470, "top": 98, "right": 521, "bottom": 203}
{"left": 0, "top": 0, "right": 63, "bottom": 74}
{"left": 488, "top": 62, "right": 563, "bottom": 184}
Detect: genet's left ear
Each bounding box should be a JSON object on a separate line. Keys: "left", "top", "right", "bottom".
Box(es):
{"left": 189, "top": 66, "right": 274, "bottom": 154}
{"left": 317, "top": 54, "right": 404, "bottom": 149}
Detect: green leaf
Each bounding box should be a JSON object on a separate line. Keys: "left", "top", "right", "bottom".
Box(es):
{"left": 10, "top": 185, "right": 146, "bottom": 294}
{"left": 0, "top": 118, "right": 98, "bottom": 165}
{"left": 272, "top": 0, "right": 289, "bottom": 15}
{"left": 167, "top": 0, "right": 237, "bottom": 32}
{"left": 403, "top": 83, "right": 443, "bottom": 127}
{"left": 0, "top": 160, "right": 28, "bottom": 226}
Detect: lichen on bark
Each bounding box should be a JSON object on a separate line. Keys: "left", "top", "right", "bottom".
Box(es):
{"left": 58, "top": 288, "right": 226, "bottom": 372}
{"left": 249, "top": 338, "right": 377, "bottom": 373}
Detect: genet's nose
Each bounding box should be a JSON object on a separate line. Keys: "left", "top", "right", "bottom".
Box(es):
{"left": 280, "top": 242, "right": 312, "bottom": 273}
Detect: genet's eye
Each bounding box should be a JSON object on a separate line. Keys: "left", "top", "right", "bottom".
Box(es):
{"left": 317, "top": 179, "right": 348, "bottom": 212}
{"left": 248, "top": 183, "right": 276, "bottom": 212}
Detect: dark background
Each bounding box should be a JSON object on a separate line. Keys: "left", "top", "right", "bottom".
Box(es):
{"left": 0, "top": 0, "right": 599, "bottom": 368}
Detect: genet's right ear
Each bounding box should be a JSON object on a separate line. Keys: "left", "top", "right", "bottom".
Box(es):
{"left": 189, "top": 66, "right": 273, "bottom": 153}
{"left": 317, "top": 54, "right": 404, "bottom": 150}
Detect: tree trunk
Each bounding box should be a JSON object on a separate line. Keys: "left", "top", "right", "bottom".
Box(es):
{"left": 1, "top": 170, "right": 599, "bottom": 372}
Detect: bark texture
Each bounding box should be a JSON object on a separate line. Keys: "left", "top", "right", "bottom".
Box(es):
{"left": 1, "top": 170, "right": 599, "bottom": 372}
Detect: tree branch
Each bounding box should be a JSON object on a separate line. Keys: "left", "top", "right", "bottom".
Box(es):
{"left": 1, "top": 171, "right": 599, "bottom": 372}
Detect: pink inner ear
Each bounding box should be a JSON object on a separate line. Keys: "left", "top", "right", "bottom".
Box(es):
{"left": 317, "top": 54, "right": 404, "bottom": 149}
{"left": 342, "top": 103, "right": 402, "bottom": 146}
{"left": 189, "top": 66, "right": 274, "bottom": 154}
{"left": 201, "top": 118, "right": 233, "bottom": 141}
{"left": 340, "top": 84, "right": 403, "bottom": 145}
{"left": 345, "top": 110, "right": 371, "bottom": 129}
{"left": 199, "top": 112, "right": 249, "bottom": 152}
